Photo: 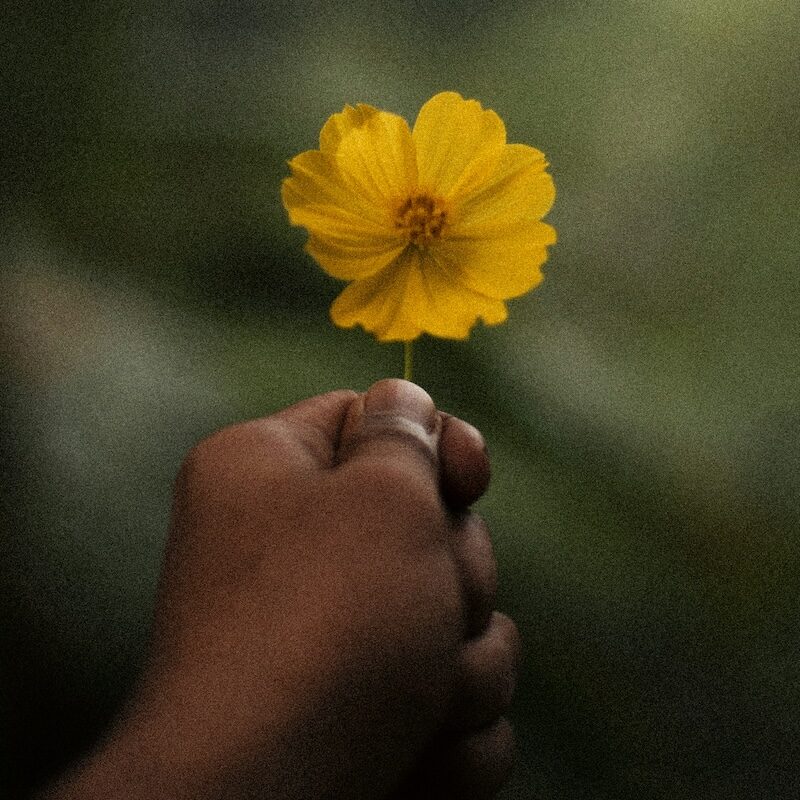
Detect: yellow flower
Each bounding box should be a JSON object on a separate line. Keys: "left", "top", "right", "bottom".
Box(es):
{"left": 282, "top": 91, "right": 556, "bottom": 342}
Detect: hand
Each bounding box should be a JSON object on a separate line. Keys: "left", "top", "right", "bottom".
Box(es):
{"left": 41, "top": 380, "right": 519, "bottom": 800}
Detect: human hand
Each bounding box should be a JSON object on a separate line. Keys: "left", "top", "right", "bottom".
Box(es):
{"left": 42, "top": 380, "right": 519, "bottom": 799}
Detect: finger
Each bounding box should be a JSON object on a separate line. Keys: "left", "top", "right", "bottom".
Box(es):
{"left": 175, "top": 389, "right": 358, "bottom": 504}
{"left": 449, "top": 612, "right": 521, "bottom": 732}
{"left": 439, "top": 414, "right": 491, "bottom": 510}
{"left": 451, "top": 514, "right": 497, "bottom": 637}
{"left": 442, "top": 717, "right": 516, "bottom": 799}
{"left": 271, "top": 389, "right": 359, "bottom": 467}
{"left": 336, "top": 379, "right": 440, "bottom": 480}
{"left": 396, "top": 718, "right": 516, "bottom": 800}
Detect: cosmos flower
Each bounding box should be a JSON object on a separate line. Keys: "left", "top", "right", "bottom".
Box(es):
{"left": 282, "top": 91, "right": 555, "bottom": 343}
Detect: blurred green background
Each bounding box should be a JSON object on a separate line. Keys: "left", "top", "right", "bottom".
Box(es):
{"left": 2, "top": 1, "right": 799, "bottom": 797}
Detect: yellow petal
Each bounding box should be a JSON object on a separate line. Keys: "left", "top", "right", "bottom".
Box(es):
{"left": 306, "top": 234, "right": 407, "bottom": 281}
{"left": 330, "top": 254, "right": 421, "bottom": 341}
{"left": 412, "top": 92, "right": 506, "bottom": 201}
{"left": 452, "top": 144, "right": 556, "bottom": 237}
{"left": 319, "top": 103, "right": 381, "bottom": 154}
{"left": 435, "top": 223, "right": 556, "bottom": 300}
{"left": 282, "top": 149, "right": 405, "bottom": 280}
{"left": 282, "top": 150, "right": 387, "bottom": 229}
{"left": 335, "top": 110, "right": 418, "bottom": 206}
{"left": 406, "top": 252, "right": 508, "bottom": 339}
{"left": 330, "top": 249, "right": 508, "bottom": 342}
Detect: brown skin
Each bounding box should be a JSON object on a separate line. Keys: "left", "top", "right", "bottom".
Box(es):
{"left": 41, "top": 380, "right": 520, "bottom": 800}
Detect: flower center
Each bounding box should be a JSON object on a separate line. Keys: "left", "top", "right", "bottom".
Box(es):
{"left": 395, "top": 194, "right": 448, "bottom": 247}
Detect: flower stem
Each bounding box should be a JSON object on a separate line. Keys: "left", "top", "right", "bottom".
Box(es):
{"left": 403, "top": 340, "right": 413, "bottom": 382}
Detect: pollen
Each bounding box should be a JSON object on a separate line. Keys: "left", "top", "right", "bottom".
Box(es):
{"left": 395, "top": 193, "right": 448, "bottom": 247}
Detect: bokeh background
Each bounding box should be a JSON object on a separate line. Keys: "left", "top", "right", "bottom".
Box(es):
{"left": 2, "top": 1, "right": 799, "bottom": 797}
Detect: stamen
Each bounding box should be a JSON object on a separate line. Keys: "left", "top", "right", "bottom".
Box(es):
{"left": 395, "top": 194, "right": 448, "bottom": 247}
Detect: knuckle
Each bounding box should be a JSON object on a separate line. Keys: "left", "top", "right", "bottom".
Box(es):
{"left": 176, "top": 423, "right": 248, "bottom": 492}
{"left": 494, "top": 612, "right": 522, "bottom": 668}
{"left": 455, "top": 515, "right": 499, "bottom": 636}
{"left": 472, "top": 717, "right": 515, "bottom": 796}
{"left": 176, "top": 441, "right": 207, "bottom": 491}
{"left": 468, "top": 516, "right": 498, "bottom": 592}
{"left": 439, "top": 414, "right": 491, "bottom": 507}
{"left": 449, "top": 718, "right": 516, "bottom": 798}
{"left": 489, "top": 717, "right": 516, "bottom": 783}
{"left": 456, "top": 614, "right": 521, "bottom": 728}
{"left": 178, "top": 438, "right": 215, "bottom": 488}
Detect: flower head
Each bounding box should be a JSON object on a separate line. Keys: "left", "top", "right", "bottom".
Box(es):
{"left": 282, "top": 91, "right": 556, "bottom": 342}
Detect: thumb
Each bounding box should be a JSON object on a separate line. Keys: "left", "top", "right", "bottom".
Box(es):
{"left": 336, "top": 379, "right": 441, "bottom": 480}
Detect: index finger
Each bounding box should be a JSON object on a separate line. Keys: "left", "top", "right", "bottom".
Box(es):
{"left": 271, "top": 389, "right": 359, "bottom": 467}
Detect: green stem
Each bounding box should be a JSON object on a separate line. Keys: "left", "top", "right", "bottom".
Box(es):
{"left": 403, "top": 340, "right": 413, "bottom": 382}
